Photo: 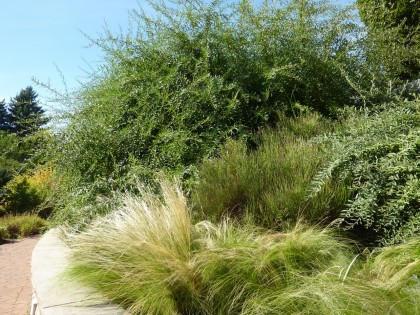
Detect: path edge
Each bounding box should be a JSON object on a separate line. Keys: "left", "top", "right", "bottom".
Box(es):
{"left": 31, "top": 228, "right": 125, "bottom": 314}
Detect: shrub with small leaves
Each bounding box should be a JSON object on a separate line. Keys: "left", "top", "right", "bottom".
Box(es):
{"left": 308, "top": 100, "right": 420, "bottom": 245}
{"left": 50, "top": 0, "right": 392, "bottom": 225}
{"left": 2, "top": 175, "right": 40, "bottom": 215}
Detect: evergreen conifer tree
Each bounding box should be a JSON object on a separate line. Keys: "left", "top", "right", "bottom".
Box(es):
{"left": 0, "top": 99, "right": 9, "bottom": 131}
{"left": 8, "top": 86, "right": 48, "bottom": 136}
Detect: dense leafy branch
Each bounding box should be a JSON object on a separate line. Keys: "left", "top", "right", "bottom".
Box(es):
{"left": 309, "top": 101, "right": 420, "bottom": 245}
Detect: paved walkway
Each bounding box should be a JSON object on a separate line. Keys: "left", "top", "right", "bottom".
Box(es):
{"left": 0, "top": 236, "right": 40, "bottom": 315}
{"left": 31, "top": 229, "right": 123, "bottom": 315}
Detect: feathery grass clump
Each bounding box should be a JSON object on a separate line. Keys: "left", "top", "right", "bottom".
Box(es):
{"left": 66, "top": 182, "right": 199, "bottom": 314}
{"left": 66, "top": 182, "right": 418, "bottom": 314}
{"left": 195, "top": 223, "right": 407, "bottom": 315}
{"left": 361, "top": 237, "right": 420, "bottom": 313}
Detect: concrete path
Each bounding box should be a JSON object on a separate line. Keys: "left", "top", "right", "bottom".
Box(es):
{"left": 0, "top": 230, "right": 124, "bottom": 315}
{"left": 31, "top": 228, "right": 124, "bottom": 315}
{"left": 0, "top": 236, "right": 40, "bottom": 315}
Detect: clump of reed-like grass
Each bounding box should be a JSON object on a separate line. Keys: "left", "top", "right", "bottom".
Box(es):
{"left": 191, "top": 113, "right": 349, "bottom": 230}
{"left": 66, "top": 182, "right": 418, "bottom": 314}
{"left": 0, "top": 214, "right": 48, "bottom": 240}
{"left": 194, "top": 223, "right": 349, "bottom": 314}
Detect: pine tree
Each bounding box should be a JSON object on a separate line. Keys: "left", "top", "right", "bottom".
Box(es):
{"left": 8, "top": 86, "right": 48, "bottom": 136}
{"left": 0, "top": 99, "right": 9, "bottom": 131}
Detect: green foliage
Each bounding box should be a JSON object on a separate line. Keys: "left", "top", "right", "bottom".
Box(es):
{"left": 52, "top": 0, "right": 395, "bottom": 222}
{"left": 0, "top": 131, "right": 21, "bottom": 188}
{"left": 49, "top": 186, "right": 120, "bottom": 230}
{"left": 0, "top": 226, "right": 9, "bottom": 242}
{"left": 0, "top": 130, "right": 52, "bottom": 185}
{"left": 309, "top": 100, "right": 420, "bottom": 245}
{"left": 66, "top": 182, "right": 418, "bottom": 314}
{"left": 191, "top": 113, "right": 350, "bottom": 229}
{"left": 358, "top": 0, "right": 420, "bottom": 32}
{"left": 360, "top": 237, "right": 420, "bottom": 312}
{"left": 0, "top": 87, "right": 51, "bottom": 192}
{"left": 7, "top": 86, "right": 49, "bottom": 136}
{"left": 357, "top": 0, "right": 420, "bottom": 81}
{"left": 66, "top": 182, "right": 198, "bottom": 314}
{"left": 0, "top": 100, "right": 9, "bottom": 131}
{"left": 1, "top": 167, "right": 54, "bottom": 216}
{"left": 193, "top": 101, "right": 419, "bottom": 244}
{"left": 0, "top": 128, "right": 54, "bottom": 218}
{"left": 366, "top": 237, "right": 420, "bottom": 289}
{"left": 2, "top": 175, "right": 42, "bottom": 215}
{"left": 42, "top": 1, "right": 420, "bottom": 310}
{"left": 195, "top": 224, "right": 353, "bottom": 315}
{"left": 0, "top": 214, "right": 47, "bottom": 239}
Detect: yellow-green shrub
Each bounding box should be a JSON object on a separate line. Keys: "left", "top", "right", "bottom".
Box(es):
{"left": 26, "top": 167, "right": 53, "bottom": 201}
{"left": 1, "top": 167, "right": 54, "bottom": 216}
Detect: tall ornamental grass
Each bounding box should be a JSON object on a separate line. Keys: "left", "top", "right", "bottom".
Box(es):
{"left": 65, "top": 182, "right": 198, "bottom": 314}
{"left": 191, "top": 113, "right": 350, "bottom": 230}
{"left": 65, "top": 182, "right": 418, "bottom": 314}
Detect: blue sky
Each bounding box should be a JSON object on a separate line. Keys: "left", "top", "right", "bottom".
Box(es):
{"left": 0, "top": 0, "right": 355, "bottom": 105}
{"left": 0, "top": 0, "right": 140, "bottom": 103}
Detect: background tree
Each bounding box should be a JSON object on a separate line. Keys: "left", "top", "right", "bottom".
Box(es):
{"left": 0, "top": 132, "right": 20, "bottom": 191}
{"left": 8, "top": 86, "right": 48, "bottom": 136}
{"left": 357, "top": 0, "right": 420, "bottom": 81}
{"left": 0, "top": 100, "right": 10, "bottom": 131}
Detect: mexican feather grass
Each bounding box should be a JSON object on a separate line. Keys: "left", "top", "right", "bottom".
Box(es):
{"left": 65, "top": 182, "right": 419, "bottom": 314}
{"left": 65, "top": 182, "right": 198, "bottom": 314}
